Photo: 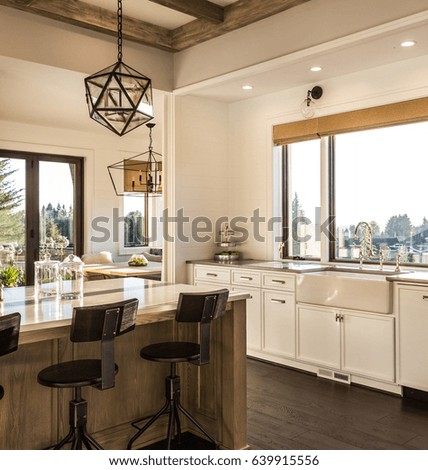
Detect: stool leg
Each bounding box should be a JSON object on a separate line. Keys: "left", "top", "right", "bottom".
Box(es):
{"left": 127, "top": 400, "right": 170, "bottom": 450}
{"left": 176, "top": 401, "right": 219, "bottom": 448}
{"left": 47, "top": 387, "right": 104, "bottom": 450}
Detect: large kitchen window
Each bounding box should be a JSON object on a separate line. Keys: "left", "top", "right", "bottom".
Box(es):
{"left": 0, "top": 150, "right": 83, "bottom": 284}
{"left": 278, "top": 117, "right": 428, "bottom": 267}
{"left": 334, "top": 121, "right": 428, "bottom": 265}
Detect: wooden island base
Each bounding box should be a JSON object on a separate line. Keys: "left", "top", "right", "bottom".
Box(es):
{"left": 0, "top": 279, "right": 248, "bottom": 450}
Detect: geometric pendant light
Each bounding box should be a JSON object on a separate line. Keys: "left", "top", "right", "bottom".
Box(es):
{"left": 84, "top": 0, "right": 154, "bottom": 136}
{"left": 107, "top": 123, "right": 162, "bottom": 196}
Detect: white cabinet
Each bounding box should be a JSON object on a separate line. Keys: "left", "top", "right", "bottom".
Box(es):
{"left": 297, "top": 305, "right": 341, "bottom": 369}
{"left": 261, "top": 272, "right": 296, "bottom": 359}
{"left": 398, "top": 285, "right": 428, "bottom": 391}
{"left": 231, "top": 269, "right": 262, "bottom": 355}
{"left": 262, "top": 290, "right": 295, "bottom": 359}
{"left": 297, "top": 304, "right": 395, "bottom": 382}
{"left": 342, "top": 311, "right": 395, "bottom": 382}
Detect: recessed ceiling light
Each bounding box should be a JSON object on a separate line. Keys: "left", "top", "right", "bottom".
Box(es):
{"left": 401, "top": 40, "right": 416, "bottom": 47}
{"left": 310, "top": 66, "right": 322, "bottom": 72}
{"left": 242, "top": 85, "right": 253, "bottom": 90}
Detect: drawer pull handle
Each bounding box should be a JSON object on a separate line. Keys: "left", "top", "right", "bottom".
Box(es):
{"left": 271, "top": 280, "right": 286, "bottom": 284}
{"left": 206, "top": 273, "right": 218, "bottom": 277}
{"left": 271, "top": 299, "right": 286, "bottom": 304}
{"left": 240, "top": 276, "right": 253, "bottom": 281}
{"left": 423, "top": 296, "right": 428, "bottom": 300}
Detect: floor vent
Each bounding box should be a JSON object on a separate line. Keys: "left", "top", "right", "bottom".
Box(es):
{"left": 317, "top": 368, "right": 351, "bottom": 384}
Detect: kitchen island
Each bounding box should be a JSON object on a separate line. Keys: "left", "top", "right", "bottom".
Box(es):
{"left": 0, "top": 278, "right": 249, "bottom": 450}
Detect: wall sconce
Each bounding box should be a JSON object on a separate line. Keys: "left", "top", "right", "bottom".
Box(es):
{"left": 301, "top": 86, "right": 323, "bottom": 119}
{"left": 108, "top": 123, "right": 162, "bottom": 196}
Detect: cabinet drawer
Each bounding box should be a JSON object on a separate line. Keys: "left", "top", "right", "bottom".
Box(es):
{"left": 232, "top": 269, "right": 261, "bottom": 287}
{"left": 194, "top": 266, "right": 231, "bottom": 284}
{"left": 262, "top": 272, "right": 295, "bottom": 291}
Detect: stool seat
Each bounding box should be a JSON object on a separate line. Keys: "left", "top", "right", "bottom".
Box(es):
{"left": 38, "top": 359, "right": 119, "bottom": 388}
{"left": 140, "top": 342, "right": 200, "bottom": 363}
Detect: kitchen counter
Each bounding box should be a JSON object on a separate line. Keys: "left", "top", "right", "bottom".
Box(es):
{"left": 188, "top": 259, "right": 428, "bottom": 283}
{"left": 0, "top": 278, "right": 249, "bottom": 450}
{"left": 186, "top": 259, "right": 328, "bottom": 273}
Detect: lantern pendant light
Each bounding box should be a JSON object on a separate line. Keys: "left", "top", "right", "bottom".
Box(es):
{"left": 107, "top": 122, "right": 162, "bottom": 196}
{"left": 84, "top": 0, "right": 154, "bottom": 136}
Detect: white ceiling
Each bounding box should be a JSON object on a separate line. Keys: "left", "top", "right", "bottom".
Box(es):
{"left": 177, "top": 12, "right": 428, "bottom": 102}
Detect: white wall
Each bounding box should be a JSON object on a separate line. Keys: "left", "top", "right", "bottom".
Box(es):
{"left": 173, "top": 95, "right": 229, "bottom": 282}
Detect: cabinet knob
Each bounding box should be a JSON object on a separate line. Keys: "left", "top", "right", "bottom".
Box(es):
{"left": 423, "top": 296, "right": 428, "bottom": 301}
{"left": 206, "top": 273, "right": 218, "bottom": 277}
{"left": 271, "top": 298, "right": 286, "bottom": 304}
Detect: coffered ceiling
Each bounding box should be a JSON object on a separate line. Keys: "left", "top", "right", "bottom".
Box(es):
{"left": 0, "top": 0, "right": 311, "bottom": 52}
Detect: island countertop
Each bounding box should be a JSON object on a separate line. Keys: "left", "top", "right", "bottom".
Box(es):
{"left": 0, "top": 278, "right": 250, "bottom": 344}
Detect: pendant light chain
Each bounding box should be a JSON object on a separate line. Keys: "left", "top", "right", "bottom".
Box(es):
{"left": 117, "top": 0, "right": 123, "bottom": 62}
{"left": 149, "top": 125, "right": 153, "bottom": 151}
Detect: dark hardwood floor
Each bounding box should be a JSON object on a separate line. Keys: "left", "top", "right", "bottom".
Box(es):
{"left": 247, "top": 358, "right": 428, "bottom": 450}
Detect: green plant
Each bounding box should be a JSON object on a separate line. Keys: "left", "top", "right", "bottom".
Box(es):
{"left": 0, "top": 264, "right": 25, "bottom": 287}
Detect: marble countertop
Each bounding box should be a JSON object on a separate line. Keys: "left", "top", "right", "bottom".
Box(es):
{"left": 0, "top": 278, "right": 250, "bottom": 342}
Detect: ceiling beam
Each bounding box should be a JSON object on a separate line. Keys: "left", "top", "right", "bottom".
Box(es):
{"left": 149, "top": 0, "right": 224, "bottom": 24}
{"left": 0, "top": 0, "right": 175, "bottom": 51}
{"left": 172, "top": 0, "right": 311, "bottom": 50}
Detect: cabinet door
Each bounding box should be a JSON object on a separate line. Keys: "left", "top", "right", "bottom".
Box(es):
{"left": 296, "top": 305, "right": 341, "bottom": 369}
{"left": 262, "top": 291, "right": 295, "bottom": 358}
{"left": 398, "top": 287, "right": 428, "bottom": 391}
{"left": 232, "top": 286, "right": 262, "bottom": 355}
{"left": 341, "top": 311, "right": 395, "bottom": 382}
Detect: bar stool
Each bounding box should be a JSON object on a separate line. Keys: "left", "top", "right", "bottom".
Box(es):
{"left": 37, "top": 298, "right": 139, "bottom": 450}
{"left": 0, "top": 312, "right": 21, "bottom": 401}
{"left": 127, "top": 289, "right": 229, "bottom": 450}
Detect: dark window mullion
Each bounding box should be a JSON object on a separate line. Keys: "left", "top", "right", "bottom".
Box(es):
{"left": 25, "top": 158, "right": 39, "bottom": 285}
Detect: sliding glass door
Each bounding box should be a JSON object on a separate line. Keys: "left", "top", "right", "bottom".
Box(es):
{"left": 0, "top": 150, "right": 83, "bottom": 285}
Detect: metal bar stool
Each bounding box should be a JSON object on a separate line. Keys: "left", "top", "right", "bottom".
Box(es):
{"left": 37, "top": 298, "right": 139, "bottom": 450}
{"left": 127, "top": 289, "right": 229, "bottom": 450}
{"left": 0, "top": 312, "right": 21, "bottom": 401}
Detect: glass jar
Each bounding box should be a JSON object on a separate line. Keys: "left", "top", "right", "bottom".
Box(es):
{"left": 60, "top": 254, "right": 84, "bottom": 300}
{"left": 34, "top": 254, "right": 60, "bottom": 299}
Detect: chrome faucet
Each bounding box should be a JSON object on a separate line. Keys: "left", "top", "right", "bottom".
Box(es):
{"left": 354, "top": 221, "right": 376, "bottom": 267}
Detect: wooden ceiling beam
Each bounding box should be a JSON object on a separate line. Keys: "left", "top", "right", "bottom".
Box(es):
{"left": 172, "top": 0, "right": 311, "bottom": 50}
{"left": 149, "top": 0, "right": 224, "bottom": 24}
{"left": 0, "top": 0, "right": 175, "bottom": 52}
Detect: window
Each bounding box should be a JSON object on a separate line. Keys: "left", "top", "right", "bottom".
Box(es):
{"left": 120, "top": 194, "right": 163, "bottom": 254}
{"left": 333, "top": 121, "right": 428, "bottom": 266}
{"left": 278, "top": 119, "right": 428, "bottom": 267}
{"left": 280, "top": 139, "right": 321, "bottom": 260}
{"left": 0, "top": 150, "right": 83, "bottom": 284}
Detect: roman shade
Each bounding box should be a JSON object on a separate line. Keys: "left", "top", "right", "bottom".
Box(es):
{"left": 273, "top": 97, "right": 428, "bottom": 145}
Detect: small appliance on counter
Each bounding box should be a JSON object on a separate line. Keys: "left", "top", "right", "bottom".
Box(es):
{"left": 214, "top": 222, "right": 242, "bottom": 262}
